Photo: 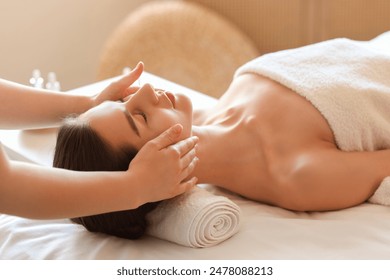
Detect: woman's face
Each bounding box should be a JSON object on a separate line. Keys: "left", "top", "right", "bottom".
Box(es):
{"left": 80, "top": 84, "right": 193, "bottom": 150}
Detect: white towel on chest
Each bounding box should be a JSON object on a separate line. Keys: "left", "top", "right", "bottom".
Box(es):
{"left": 234, "top": 31, "right": 390, "bottom": 206}
{"left": 146, "top": 187, "right": 241, "bottom": 248}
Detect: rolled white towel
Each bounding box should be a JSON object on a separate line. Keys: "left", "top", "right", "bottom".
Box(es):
{"left": 369, "top": 177, "right": 390, "bottom": 206}
{"left": 146, "top": 187, "right": 241, "bottom": 248}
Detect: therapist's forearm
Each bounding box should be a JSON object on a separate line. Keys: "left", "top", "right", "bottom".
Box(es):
{"left": 0, "top": 160, "right": 140, "bottom": 219}
{"left": 0, "top": 78, "right": 93, "bottom": 129}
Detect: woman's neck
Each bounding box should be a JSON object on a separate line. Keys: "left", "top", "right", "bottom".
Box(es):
{"left": 190, "top": 125, "right": 235, "bottom": 185}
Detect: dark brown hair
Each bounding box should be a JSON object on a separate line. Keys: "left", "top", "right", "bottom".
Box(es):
{"left": 53, "top": 117, "right": 159, "bottom": 239}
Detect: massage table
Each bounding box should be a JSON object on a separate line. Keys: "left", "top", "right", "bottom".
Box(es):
{"left": 1, "top": 72, "right": 390, "bottom": 260}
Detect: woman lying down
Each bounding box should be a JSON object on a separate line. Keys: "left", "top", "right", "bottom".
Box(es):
{"left": 54, "top": 31, "right": 390, "bottom": 242}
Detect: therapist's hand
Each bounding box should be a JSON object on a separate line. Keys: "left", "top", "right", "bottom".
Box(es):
{"left": 129, "top": 124, "right": 199, "bottom": 205}
{"left": 91, "top": 62, "right": 143, "bottom": 106}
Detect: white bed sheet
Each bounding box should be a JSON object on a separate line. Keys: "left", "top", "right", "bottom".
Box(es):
{"left": 1, "top": 73, "right": 390, "bottom": 260}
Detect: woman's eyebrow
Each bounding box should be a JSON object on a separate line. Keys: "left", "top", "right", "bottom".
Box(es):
{"left": 122, "top": 109, "right": 140, "bottom": 137}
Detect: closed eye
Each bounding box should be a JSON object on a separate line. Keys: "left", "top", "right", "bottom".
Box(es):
{"left": 137, "top": 111, "right": 147, "bottom": 123}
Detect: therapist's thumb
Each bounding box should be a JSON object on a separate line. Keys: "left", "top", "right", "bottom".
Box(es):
{"left": 151, "top": 124, "right": 183, "bottom": 150}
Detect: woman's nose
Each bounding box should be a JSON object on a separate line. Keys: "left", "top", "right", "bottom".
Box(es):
{"left": 128, "top": 83, "right": 159, "bottom": 105}
{"left": 141, "top": 83, "right": 159, "bottom": 103}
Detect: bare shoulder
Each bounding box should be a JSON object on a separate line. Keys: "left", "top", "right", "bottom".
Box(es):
{"left": 232, "top": 73, "right": 337, "bottom": 149}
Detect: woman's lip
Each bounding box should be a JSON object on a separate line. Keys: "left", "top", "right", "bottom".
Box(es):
{"left": 165, "top": 92, "right": 176, "bottom": 108}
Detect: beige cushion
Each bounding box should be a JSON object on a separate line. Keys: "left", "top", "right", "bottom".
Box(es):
{"left": 97, "top": 1, "right": 259, "bottom": 98}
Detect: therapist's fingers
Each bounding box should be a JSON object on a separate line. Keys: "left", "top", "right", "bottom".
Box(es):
{"left": 0, "top": 142, "right": 11, "bottom": 171}
{"left": 169, "top": 133, "right": 199, "bottom": 156}
{"left": 0, "top": 142, "right": 8, "bottom": 161}
{"left": 178, "top": 147, "right": 197, "bottom": 170}
{"left": 148, "top": 124, "right": 184, "bottom": 150}
{"left": 114, "top": 62, "right": 143, "bottom": 92}
{"left": 177, "top": 177, "right": 199, "bottom": 194}
{"left": 93, "top": 62, "right": 144, "bottom": 105}
{"left": 124, "top": 86, "right": 140, "bottom": 98}
{"left": 178, "top": 155, "right": 199, "bottom": 183}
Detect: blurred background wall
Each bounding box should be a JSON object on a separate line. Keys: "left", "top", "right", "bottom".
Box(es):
{"left": 0, "top": 0, "right": 152, "bottom": 90}
{"left": 1, "top": 0, "right": 389, "bottom": 92}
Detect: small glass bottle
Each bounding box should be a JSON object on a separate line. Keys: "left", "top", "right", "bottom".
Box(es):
{"left": 45, "top": 72, "right": 61, "bottom": 91}
{"left": 29, "top": 69, "right": 44, "bottom": 88}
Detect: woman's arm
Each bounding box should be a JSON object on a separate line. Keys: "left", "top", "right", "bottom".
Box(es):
{"left": 0, "top": 63, "right": 143, "bottom": 129}
{"left": 278, "top": 147, "right": 390, "bottom": 212}
{"left": 0, "top": 125, "right": 198, "bottom": 219}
